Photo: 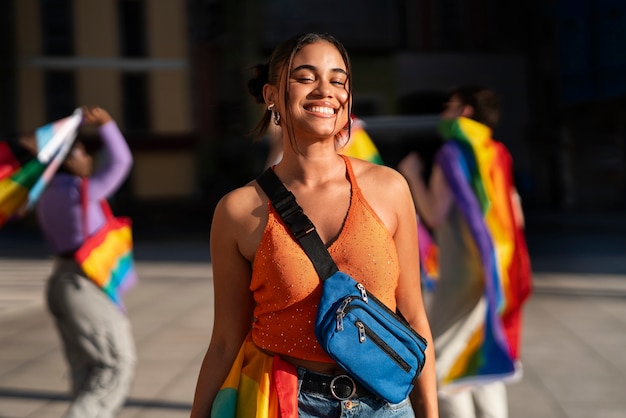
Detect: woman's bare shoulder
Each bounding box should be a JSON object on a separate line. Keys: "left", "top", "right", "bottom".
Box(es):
{"left": 349, "top": 157, "right": 409, "bottom": 195}
{"left": 212, "top": 180, "right": 269, "bottom": 260}
{"left": 214, "top": 180, "right": 266, "bottom": 226}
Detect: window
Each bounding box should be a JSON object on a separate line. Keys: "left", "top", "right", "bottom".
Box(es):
{"left": 119, "top": 0, "right": 147, "bottom": 57}
{"left": 40, "top": 0, "right": 74, "bottom": 56}
{"left": 0, "top": 0, "right": 16, "bottom": 135}
{"left": 44, "top": 71, "right": 75, "bottom": 121}
{"left": 122, "top": 72, "right": 149, "bottom": 131}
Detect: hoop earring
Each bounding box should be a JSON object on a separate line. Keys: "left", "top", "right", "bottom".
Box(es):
{"left": 267, "top": 104, "right": 281, "bottom": 125}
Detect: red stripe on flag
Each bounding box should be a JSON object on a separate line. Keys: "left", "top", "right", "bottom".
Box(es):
{"left": 0, "top": 142, "right": 21, "bottom": 181}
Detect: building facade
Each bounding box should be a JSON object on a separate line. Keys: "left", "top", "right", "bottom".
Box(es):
{"left": 3, "top": 0, "right": 625, "bottom": 235}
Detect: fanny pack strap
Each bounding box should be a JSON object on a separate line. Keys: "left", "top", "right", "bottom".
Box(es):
{"left": 256, "top": 168, "right": 339, "bottom": 281}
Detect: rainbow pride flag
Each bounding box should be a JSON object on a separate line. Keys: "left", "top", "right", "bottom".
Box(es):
{"left": 339, "top": 116, "right": 384, "bottom": 165}
{"left": 434, "top": 117, "right": 532, "bottom": 391}
{"left": 212, "top": 333, "right": 298, "bottom": 418}
{"left": 0, "top": 109, "right": 82, "bottom": 227}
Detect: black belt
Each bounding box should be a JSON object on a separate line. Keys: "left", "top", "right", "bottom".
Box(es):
{"left": 300, "top": 371, "right": 374, "bottom": 401}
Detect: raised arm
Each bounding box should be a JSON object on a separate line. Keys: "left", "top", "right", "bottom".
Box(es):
{"left": 84, "top": 107, "right": 133, "bottom": 200}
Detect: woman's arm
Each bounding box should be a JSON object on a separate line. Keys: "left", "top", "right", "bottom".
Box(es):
{"left": 391, "top": 172, "right": 439, "bottom": 418}
{"left": 398, "top": 151, "right": 452, "bottom": 229}
{"left": 190, "top": 191, "right": 256, "bottom": 417}
{"left": 85, "top": 107, "right": 133, "bottom": 200}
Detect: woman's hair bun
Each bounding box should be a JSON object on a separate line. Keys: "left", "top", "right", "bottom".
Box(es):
{"left": 247, "top": 63, "right": 269, "bottom": 104}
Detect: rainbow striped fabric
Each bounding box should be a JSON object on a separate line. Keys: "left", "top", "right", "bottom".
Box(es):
{"left": 434, "top": 117, "right": 532, "bottom": 390}
{"left": 0, "top": 109, "right": 82, "bottom": 227}
{"left": 417, "top": 221, "right": 439, "bottom": 290}
{"left": 339, "top": 117, "right": 384, "bottom": 165}
{"left": 212, "top": 333, "right": 298, "bottom": 418}
{"left": 74, "top": 209, "right": 136, "bottom": 309}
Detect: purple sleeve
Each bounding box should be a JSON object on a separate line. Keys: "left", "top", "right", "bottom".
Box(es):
{"left": 87, "top": 121, "right": 133, "bottom": 201}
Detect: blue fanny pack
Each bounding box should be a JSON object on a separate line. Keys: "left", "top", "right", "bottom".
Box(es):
{"left": 315, "top": 270, "right": 427, "bottom": 403}
{"left": 257, "top": 168, "right": 428, "bottom": 404}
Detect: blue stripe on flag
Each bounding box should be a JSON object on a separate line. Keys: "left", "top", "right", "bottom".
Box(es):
{"left": 35, "top": 123, "right": 55, "bottom": 151}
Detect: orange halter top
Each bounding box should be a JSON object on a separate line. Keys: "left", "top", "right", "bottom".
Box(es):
{"left": 250, "top": 155, "right": 400, "bottom": 362}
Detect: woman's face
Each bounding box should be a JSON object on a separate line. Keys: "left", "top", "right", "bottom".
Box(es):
{"left": 283, "top": 40, "right": 350, "bottom": 142}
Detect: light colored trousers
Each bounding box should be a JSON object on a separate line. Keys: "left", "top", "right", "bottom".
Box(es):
{"left": 46, "top": 259, "right": 136, "bottom": 418}
{"left": 438, "top": 382, "right": 508, "bottom": 418}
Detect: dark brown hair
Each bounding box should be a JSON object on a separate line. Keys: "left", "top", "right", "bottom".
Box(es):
{"left": 450, "top": 85, "right": 500, "bottom": 129}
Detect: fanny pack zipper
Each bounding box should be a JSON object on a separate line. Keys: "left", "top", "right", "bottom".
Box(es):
{"left": 355, "top": 320, "right": 412, "bottom": 372}
{"left": 355, "top": 283, "right": 428, "bottom": 346}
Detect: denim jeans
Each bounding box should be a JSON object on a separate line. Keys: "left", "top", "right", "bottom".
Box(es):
{"left": 297, "top": 368, "right": 415, "bottom": 418}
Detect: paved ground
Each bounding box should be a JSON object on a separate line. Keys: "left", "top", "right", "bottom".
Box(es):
{"left": 1, "top": 211, "right": 626, "bottom": 417}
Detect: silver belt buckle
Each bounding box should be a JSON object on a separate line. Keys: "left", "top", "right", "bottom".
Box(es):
{"left": 330, "top": 374, "right": 357, "bottom": 400}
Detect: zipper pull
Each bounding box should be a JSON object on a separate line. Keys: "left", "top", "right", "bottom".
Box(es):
{"left": 336, "top": 313, "right": 344, "bottom": 331}
{"left": 335, "top": 297, "right": 352, "bottom": 332}
{"left": 336, "top": 297, "right": 352, "bottom": 315}
{"left": 356, "top": 321, "right": 366, "bottom": 343}
{"left": 356, "top": 283, "right": 368, "bottom": 302}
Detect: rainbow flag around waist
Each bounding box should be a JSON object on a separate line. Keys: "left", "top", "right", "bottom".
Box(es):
{"left": 0, "top": 109, "right": 82, "bottom": 228}
{"left": 435, "top": 117, "right": 532, "bottom": 390}
{"left": 212, "top": 333, "right": 298, "bottom": 418}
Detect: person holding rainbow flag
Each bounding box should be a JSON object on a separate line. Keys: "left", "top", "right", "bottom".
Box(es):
{"left": 37, "top": 106, "right": 136, "bottom": 418}
{"left": 399, "top": 85, "right": 532, "bottom": 417}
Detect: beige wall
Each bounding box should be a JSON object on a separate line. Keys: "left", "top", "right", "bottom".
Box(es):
{"left": 132, "top": 152, "right": 196, "bottom": 198}
{"left": 15, "top": 0, "right": 44, "bottom": 130}
{"left": 74, "top": 1, "right": 117, "bottom": 57}
{"left": 15, "top": 0, "right": 40, "bottom": 55}
{"left": 17, "top": 68, "right": 45, "bottom": 132}
{"left": 76, "top": 70, "right": 121, "bottom": 118}
{"left": 150, "top": 71, "right": 191, "bottom": 132}
{"left": 147, "top": 0, "right": 189, "bottom": 59}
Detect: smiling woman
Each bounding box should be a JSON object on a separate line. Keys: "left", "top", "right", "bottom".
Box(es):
{"left": 248, "top": 33, "right": 353, "bottom": 154}
{"left": 190, "top": 33, "right": 438, "bottom": 418}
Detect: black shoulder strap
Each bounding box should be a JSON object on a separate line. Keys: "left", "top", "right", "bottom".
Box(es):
{"left": 256, "top": 168, "right": 339, "bottom": 281}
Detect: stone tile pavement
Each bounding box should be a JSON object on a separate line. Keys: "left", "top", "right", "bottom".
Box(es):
{"left": 1, "top": 218, "right": 626, "bottom": 417}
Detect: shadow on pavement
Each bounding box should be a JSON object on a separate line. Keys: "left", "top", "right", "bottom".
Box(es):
{"left": 0, "top": 387, "right": 192, "bottom": 411}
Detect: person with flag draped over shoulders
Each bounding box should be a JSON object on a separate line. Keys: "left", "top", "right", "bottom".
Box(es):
{"left": 398, "top": 86, "right": 532, "bottom": 418}
{"left": 36, "top": 106, "right": 137, "bottom": 418}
